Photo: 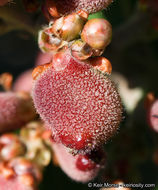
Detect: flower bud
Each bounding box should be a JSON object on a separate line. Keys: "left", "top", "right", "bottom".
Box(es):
{"left": 38, "top": 29, "right": 68, "bottom": 53}
{"left": 81, "top": 18, "right": 112, "bottom": 49}
{"left": 89, "top": 57, "right": 112, "bottom": 75}
{"left": 71, "top": 40, "right": 92, "bottom": 60}
{"left": 52, "top": 12, "right": 87, "bottom": 41}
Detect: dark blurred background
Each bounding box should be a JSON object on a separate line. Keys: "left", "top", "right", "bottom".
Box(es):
{"left": 0, "top": 0, "right": 158, "bottom": 189}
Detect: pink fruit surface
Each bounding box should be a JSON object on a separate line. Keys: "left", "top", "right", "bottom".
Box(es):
{"left": 52, "top": 143, "right": 105, "bottom": 182}
{"left": 0, "top": 92, "right": 36, "bottom": 133}
{"left": 13, "top": 70, "right": 33, "bottom": 93}
{"left": 147, "top": 99, "right": 158, "bottom": 132}
{"left": 32, "top": 51, "right": 122, "bottom": 152}
{"left": 45, "top": 0, "right": 113, "bottom": 17}
{"left": 35, "top": 52, "right": 53, "bottom": 66}
{"left": 0, "top": 175, "right": 30, "bottom": 190}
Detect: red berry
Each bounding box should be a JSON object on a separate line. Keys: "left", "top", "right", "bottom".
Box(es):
{"left": 52, "top": 143, "right": 105, "bottom": 182}
{"left": 76, "top": 149, "right": 105, "bottom": 171}
{"left": 32, "top": 50, "right": 122, "bottom": 152}
{"left": 76, "top": 155, "right": 96, "bottom": 171}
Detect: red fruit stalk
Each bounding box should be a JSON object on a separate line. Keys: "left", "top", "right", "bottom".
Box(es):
{"left": 0, "top": 92, "right": 36, "bottom": 133}
{"left": 32, "top": 50, "right": 122, "bottom": 153}
{"left": 52, "top": 142, "right": 106, "bottom": 182}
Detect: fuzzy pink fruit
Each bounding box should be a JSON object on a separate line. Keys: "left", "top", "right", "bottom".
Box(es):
{"left": 52, "top": 143, "right": 105, "bottom": 182}
{"left": 32, "top": 51, "right": 122, "bottom": 152}
{"left": 45, "top": 0, "right": 113, "bottom": 17}
{"left": 0, "top": 92, "right": 36, "bottom": 133}
{"left": 147, "top": 99, "right": 158, "bottom": 132}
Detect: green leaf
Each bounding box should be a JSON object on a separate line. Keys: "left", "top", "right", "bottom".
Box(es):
{"left": 88, "top": 11, "right": 106, "bottom": 20}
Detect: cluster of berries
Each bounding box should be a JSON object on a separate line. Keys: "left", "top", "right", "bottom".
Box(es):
{"left": 0, "top": 122, "right": 52, "bottom": 190}
{"left": 38, "top": 10, "right": 112, "bottom": 74}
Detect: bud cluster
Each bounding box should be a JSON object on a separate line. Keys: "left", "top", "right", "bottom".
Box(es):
{"left": 38, "top": 10, "right": 112, "bottom": 71}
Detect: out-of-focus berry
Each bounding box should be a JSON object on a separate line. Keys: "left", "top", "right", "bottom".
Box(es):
{"left": 13, "top": 70, "right": 33, "bottom": 93}
{"left": 35, "top": 52, "right": 53, "bottom": 66}
{"left": 0, "top": 134, "right": 26, "bottom": 161}
{"left": 0, "top": 158, "right": 42, "bottom": 190}
{"left": 0, "top": 92, "right": 36, "bottom": 133}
